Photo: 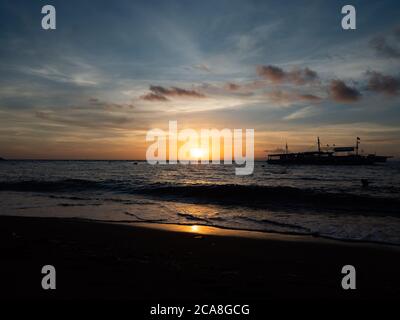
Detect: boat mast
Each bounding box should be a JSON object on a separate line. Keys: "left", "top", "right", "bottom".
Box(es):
{"left": 317, "top": 137, "right": 321, "bottom": 153}
{"left": 285, "top": 141, "right": 288, "bottom": 154}
{"left": 356, "top": 137, "right": 360, "bottom": 156}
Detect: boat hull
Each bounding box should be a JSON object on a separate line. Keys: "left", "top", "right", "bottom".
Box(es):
{"left": 267, "top": 155, "right": 377, "bottom": 165}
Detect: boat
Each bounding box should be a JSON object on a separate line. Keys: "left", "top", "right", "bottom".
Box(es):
{"left": 267, "top": 137, "right": 391, "bottom": 165}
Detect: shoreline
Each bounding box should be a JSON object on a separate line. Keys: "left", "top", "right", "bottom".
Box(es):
{"left": 1, "top": 215, "right": 399, "bottom": 300}
{"left": 123, "top": 221, "right": 400, "bottom": 248}
{"left": 6, "top": 213, "right": 396, "bottom": 248}
{"left": 4, "top": 213, "right": 399, "bottom": 248}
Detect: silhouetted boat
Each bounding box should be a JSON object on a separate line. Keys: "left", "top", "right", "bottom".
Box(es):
{"left": 267, "top": 137, "right": 391, "bottom": 165}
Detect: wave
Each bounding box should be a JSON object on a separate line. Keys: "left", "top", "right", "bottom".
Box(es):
{"left": 123, "top": 211, "right": 167, "bottom": 223}
{"left": 0, "top": 179, "right": 104, "bottom": 192}
{"left": 137, "top": 184, "right": 400, "bottom": 215}
{"left": 1, "top": 179, "right": 399, "bottom": 215}
{"left": 238, "top": 216, "right": 311, "bottom": 233}
{"left": 176, "top": 212, "right": 210, "bottom": 222}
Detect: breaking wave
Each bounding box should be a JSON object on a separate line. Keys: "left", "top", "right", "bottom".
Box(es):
{"left": 0, "top": 179, "right": 399, "bottom": 215}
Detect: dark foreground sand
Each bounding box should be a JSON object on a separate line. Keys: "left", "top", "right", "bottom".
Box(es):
{"left": 0, "top": 216, "right": 399, "bottom": 300}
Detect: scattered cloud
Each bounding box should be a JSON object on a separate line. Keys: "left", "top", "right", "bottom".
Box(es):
{"left": 283, "top": 106, "right": 318, "bottom": 120}
{"left": 265, "top": 90, "right": 322, "bottom": 105}
{"left": 85, "top": 98, "right": 135, "bottom": 110}
{"left": 257, "top": 65, "right": 285, "bottom": 83}
{"left": 256, "top": 65, "right": 318, "bottom": 85}
{"left": 1, "top": 2, "right": 400, "bottom": 158}
{"left": 34, "top": 108, "right": 136, "bottom": 130}
{"left": 192, "top": 64, "right": 211, "bottom": 72}
{"left": 366, "top": 71, "right": 400, "bottom": 96}
{"left": 141, "top": 93, "right": 169, "bottom": 102}
{"left": 150, "top": 86, "right": 205, "bottom": 98}
{"left": 369, "top": 35, "right": 400, "bottom": 59}
{"left": 329, "top": 80, "right": 361, "bottom": 103}
{"left": 299, "top": 94, "right": 322, "bottom": 102}
{"left": 21, "top": 62, "right": 100, "bottom": 87}
{"left": 141, "top": 85, "right": 206, "bottom": 101}
{"left": 225, "top": 83, "right": 241, "bottom": 91}
{"left": 395, "top": 26, "right": 400, "bottom": 40}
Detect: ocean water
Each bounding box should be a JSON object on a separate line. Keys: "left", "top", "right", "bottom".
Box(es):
{"left": 1, "top": 160, "right": 400, "bottom": 245}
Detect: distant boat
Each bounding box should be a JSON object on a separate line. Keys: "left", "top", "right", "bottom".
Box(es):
{"left": 267, "top": 137, "right": 392, "bottom": 165}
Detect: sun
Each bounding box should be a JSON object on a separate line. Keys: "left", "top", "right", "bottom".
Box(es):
{"left": 190, "top": 148, "right": 205, "bottom": 159}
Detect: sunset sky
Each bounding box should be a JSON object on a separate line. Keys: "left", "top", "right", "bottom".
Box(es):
{"left": 0, "top": 0, "right": 400, "bottom": 159}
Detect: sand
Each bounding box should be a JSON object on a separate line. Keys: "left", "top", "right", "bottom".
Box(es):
{"left": 0, "top": 216, "right": 399, "bottom": 300}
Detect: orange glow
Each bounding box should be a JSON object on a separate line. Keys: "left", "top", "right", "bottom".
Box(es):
{"left": 189, "top": 148, "right": 206, "bottom": 159}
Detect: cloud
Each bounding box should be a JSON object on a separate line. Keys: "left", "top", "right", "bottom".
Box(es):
{"left": 141, "top": 85, "right": 206, "bottom": 101}
{"left": 150, "top": 85, "right": 205, "bottom": 98}
{"left": 35, "top": 110, "right": 131, "bottom": 128}
{"left": 297, "top": 94, "right": 322, "bottom": 102}
{"left": 192, "top": 64, "right": 211, "bottom": 72}
{"left": 225, "top": 83, "right": 241, "bottom": 91}
{"left": 141, "top": 93, "right": 169, "bottom": 102}
{"left": 395, "top": 26, "right": 400, "bottom": 40}
{"left": 329, "top": 80, "right": 361, "bottom": 103}
{"left": 288, "top": 68, "right": 319, "bottom": 85}
{"left": 283, "top": 106, "right": 318, "bottom": 120}
{"left": 21, "top": 60, "right": 101, "bottom": 87}
{"left": 257, "top": 65, "right": 285, "bottom": 83}
{"left": 85, "top": 98, "right": 135, "bottom": 110}
{"left": 256, "top": 65, "right": 318, "bottom": 85}
{"left": 265, "top": 90, "right": 322, "bottom": 105}
{"left": 32, "top": 97, "right": 155, "bottom": 134}
{"left": 369, "top": 35, "right": 400, "bottom": 59}
{"left": 366, "top": 71, "right": 400, "bottom": 96}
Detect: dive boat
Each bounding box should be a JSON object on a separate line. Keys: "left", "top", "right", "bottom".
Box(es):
{"left": 267, "top": 137, "right": 391, "bottom": 165}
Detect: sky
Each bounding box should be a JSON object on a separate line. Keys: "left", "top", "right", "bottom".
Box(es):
{"left": 0, "top": 0, "right": 399, "bottom": 159}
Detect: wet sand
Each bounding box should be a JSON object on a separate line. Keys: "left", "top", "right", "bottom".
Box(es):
{"left": 0, "top": 216, "right": 399, "bottom": 300}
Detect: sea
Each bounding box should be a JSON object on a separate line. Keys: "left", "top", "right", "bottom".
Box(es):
{"left": 1, "top": 160, "right": 400, "bottom": 245}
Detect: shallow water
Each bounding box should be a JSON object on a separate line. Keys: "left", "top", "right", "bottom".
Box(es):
{"left": 1, "top": 160, "right": 400, "bottom": 244}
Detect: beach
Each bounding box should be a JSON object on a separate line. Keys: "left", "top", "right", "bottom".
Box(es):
{"left": 1, "top": 216, "right": 399, "bottom": 300}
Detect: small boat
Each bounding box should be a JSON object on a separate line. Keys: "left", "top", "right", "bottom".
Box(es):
{"left": 267, "top": 137, "right": 391, "bottom": 165}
